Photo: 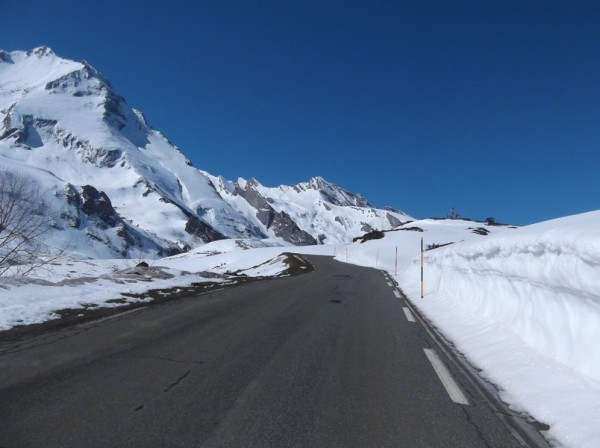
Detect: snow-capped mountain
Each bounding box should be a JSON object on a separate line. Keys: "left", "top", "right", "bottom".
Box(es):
{"left": 0, "top": 47, "right": 411, "bottom": 258}
{"left": 207, "top": 175, "right": 410, "bottom": 245}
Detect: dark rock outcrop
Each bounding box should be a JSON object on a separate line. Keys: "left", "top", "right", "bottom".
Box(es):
{"left": 80, "top": 185, "right": 119, "bottom": 228}
{"left": 234, "top": 180, "right": 317, "bottom": 246}
{"left": 60, "top": 184, "right": 180, "bottom": 257}
{"left": 185, "top": 216, "right": 227, "bottom": 242}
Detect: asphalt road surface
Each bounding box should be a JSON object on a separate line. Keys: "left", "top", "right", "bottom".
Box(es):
{"left": 0, "top": 255, "right": 534, "bottom": 447}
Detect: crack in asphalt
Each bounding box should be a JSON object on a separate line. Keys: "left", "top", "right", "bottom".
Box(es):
{"left": 462, "top": 405, "right": 493, "bottom": 448}
{"left": 164, "top": 370, "right": 191, "bottom": 393}
{"left": 107, "top": 354, "right": 209, "bottom": 366}
{"left": 0, "top": 327, "right": 91, "bottom": 356}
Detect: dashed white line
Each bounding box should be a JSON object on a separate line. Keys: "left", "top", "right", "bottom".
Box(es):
{"left": 423, "top": 348, "right": 469, "bottom": 405}
{"left": 402, "top": 307, "right": 416, "bottom": 322}
{"left": 386, "top": 281, "right": 393, "bottom": 287}
{"left": 80, "top": 306, "right": 145, "bottom": 327}
{"left": 80, "top": 287, "right": 227, "bottom": 328}
{"left": 393, "top": 290, "right": 401, "bottom": 299}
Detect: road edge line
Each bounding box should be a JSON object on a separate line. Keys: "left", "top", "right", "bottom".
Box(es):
{"left": 424, "top": 348, "right": 469, "bottom": 405}
{"left": 396, "top": 286, "right": 550, "bottom": 448}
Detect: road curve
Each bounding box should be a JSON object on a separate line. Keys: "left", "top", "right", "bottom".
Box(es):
{"left": 0, "top": 255, "right": 526, "bottom": 447}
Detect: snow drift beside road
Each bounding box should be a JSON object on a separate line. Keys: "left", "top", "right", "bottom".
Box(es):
{"left": 395, "top": 211, "right": 600, "bottom": 447}
{"left": 400, "top": 211, "right": 600, "bottom": 382}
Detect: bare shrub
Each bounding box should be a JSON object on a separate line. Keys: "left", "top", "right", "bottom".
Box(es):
{"left": 0, "top": 170, "right": 63, "bottom": 276}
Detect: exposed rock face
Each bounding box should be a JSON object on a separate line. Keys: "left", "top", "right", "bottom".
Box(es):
{"left": 60, "top": 184, "right": 181, "bottom": 257}
{"left": 185, "top": 216, "right": 227, "bottom": 242}
{"left": 386, "top": 213, "right": 404, "bottom": 228}
{"left": 268, "top": 210, "right": 318, "bottom": 246}
{"left": 80, "top": 185, "right": 120, "bottom": 228}
{"left": 0, "top": 50, "right": 14, "bottom": 63}
{"left": 202, "top": 172, "right": 412, "bottom": 246}
{"left": 28, "top": 46, "right": 55, "bottom": 58}
{"left": 294, "top": 176, "right": 371, "bottom": 207}
{"left": 62, "top": 184, "right": 82, "bottom": 228}
{"left": 234, "top": 181, "right": 317, "bottom": 246}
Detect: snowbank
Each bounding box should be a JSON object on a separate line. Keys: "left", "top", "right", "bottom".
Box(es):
{"left": 401, "top": 212, "right": 600, "bottom": 382}
{"left": 396, "top": 211, "right": 600, "bottom": 447}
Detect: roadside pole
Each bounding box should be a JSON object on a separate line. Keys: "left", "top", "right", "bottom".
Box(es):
{"left": 395, "top": 246, "right": 398, "bottom": 276}
{"left": 421, "top": 238, "right": 424, "bottom": 298}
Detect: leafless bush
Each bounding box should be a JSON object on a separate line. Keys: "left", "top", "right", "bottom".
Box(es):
{"left": 0, "top": 170, "right": 63, "bottom": 276}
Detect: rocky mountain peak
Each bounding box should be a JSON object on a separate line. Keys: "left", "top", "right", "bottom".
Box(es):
{"left": 306, "top": 175, "right": 329, "bottom": 188}
{"left": 29, "top": 46, "right": 55, "bottom": 58}
{"left": 0, "top": 46, "right": 413, "bottom": 257}
{"left": 0, "top": 50, "right": 14, "bottom": 64}
{"left": 294, "top": 176, "right": 371, "bottom": 208}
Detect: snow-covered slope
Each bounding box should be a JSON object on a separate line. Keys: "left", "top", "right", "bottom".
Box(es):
{"left": 0, "top": 47, "right": 410, "bottom": 258}
{"left": 207, "top": 174, "right": 412, "bottom": 245}
{"left": 0, "top": 47, "right": 262, "bottom": 258}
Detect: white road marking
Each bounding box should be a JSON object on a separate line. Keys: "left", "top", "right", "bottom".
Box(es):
{"left": 423, "top": 348, "right": 469, "bottom": 405}
{"left": 402, "top": 307, "right": 416, "bottom": 322}
{"left": 386, "top": 281, "right": 393, "bottom": 287}
{"left": 393, "top": 290, "right": 401, "bottom": 299}
{"left": 81, "top": 287, "right": 227, "bottom": 328}
{"left": 81, "top": 306, "right": 145, "bottom": 327}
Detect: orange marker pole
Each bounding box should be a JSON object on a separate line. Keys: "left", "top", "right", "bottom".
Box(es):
{"left": 420, "top": 238, "right": 424, "bottom": 298}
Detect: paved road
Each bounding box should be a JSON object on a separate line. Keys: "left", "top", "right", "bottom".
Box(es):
{"left": 0, "top": 255, "right": 528, "bottom": 447}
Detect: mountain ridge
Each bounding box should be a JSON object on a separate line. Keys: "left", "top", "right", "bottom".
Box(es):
{"left": 0, "top": 47, "right": 411, "bottom": 259}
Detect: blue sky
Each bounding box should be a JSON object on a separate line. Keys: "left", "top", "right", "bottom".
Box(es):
{"left": 2, "top": 0, "right": 599, "bottom": 225}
